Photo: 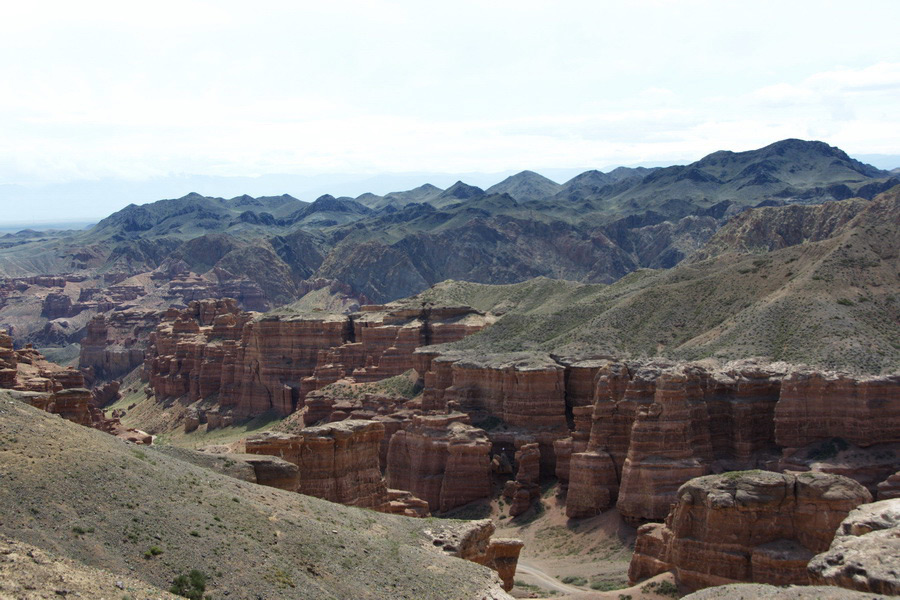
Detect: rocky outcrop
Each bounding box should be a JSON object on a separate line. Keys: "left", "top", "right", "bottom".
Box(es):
{"left": 418, "top": 352, "right": 567, "bottom": 431}
{"left": 808, "top": 498, "right": 900, "bottom": 595}
{"left": 386, "top": 413, "right": 493, "bottom": 513}
{"left": 877, "top": 471, "right": 900, "bottom": 500}
{"left": 424, "top": 518, "right": 524, "bottom": 591}
{"left": 1, "top": 332, "right": 151, "bottom": 441}
{"left": 563, "top": 361, "right": 784, "bottom": 522}
{"left": 628, "top": 471, "right": 872, "bottom": 592}
{"left": 413, "top": 350, "right": 898, "bottom": 524}
{"left": 153, "top": 446, "right": 300, "bottom": 491}
{"left": 245, "top": 420, "right": 389, "bottom": 508}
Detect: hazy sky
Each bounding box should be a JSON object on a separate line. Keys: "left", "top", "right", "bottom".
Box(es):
{"left": 1, "top": 1, "right": 899, "bottom": 222}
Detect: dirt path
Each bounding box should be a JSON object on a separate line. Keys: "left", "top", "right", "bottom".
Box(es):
{"left": 517, "top": 561, "right": 586, "bottom": 594}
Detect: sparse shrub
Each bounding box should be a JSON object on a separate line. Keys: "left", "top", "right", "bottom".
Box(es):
{"left": 836, "top": 298, "right": 854, "bottom": 306}
{"left": 590, "top": 578, "right": 627, "bottom": 591}
{"left": 641, "top": 579, "right": 680, "bottom": 597}
{"left": 561, "top": 575, "right": 587, "bottom": 586}
{"left": 143, "top": 545, "right": 163, "bottom": 559}
{"left": 169, "top": 569, "right": 207, "bottom": 600}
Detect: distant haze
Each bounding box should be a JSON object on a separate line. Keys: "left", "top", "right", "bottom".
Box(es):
{"left": 1, "top": 1, "right": 898, "bottom": 223}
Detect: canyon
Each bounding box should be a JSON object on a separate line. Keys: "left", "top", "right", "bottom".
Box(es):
{"left": 0, "top": 148, "right": 898, "bottom": 599}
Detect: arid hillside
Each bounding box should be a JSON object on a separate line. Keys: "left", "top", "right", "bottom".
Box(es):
{"left": 0, "top": 393, "right": 513, "bottom": 600}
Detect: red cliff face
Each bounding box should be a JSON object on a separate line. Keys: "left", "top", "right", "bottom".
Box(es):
{"left": 776, "top": 371, "right": 900, "bottom": 450}
{"left": 245, "top": 419, "right": 389, "bottom": 509}
{"left": 564, "top": 362, "right": 784, "bottom": 523}
{"left": 629, "top": 471, "right": 872, "bottom": 592}
{"left": 386, "top": 413, "right": 493, "bottom": 513}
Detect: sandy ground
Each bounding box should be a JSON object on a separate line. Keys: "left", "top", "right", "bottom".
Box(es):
{"left": 443, "top": 483, "right": 682, "bottom": 599}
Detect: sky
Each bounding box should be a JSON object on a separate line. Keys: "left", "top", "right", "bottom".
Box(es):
{"left": 1, "top": 0, "right": 899, "bottom": 223}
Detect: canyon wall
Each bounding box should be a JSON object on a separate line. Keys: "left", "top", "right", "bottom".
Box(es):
{"left": 1, "top": 331, "right": 150, "bottom": 442}
{"left": 386, "top": 413, "right": 493, "bottom": 512}
{"left": 246, "top": 420, "right": 390, "bottom": 509}
{"left": 628, "top": 471, "right": 872, "bottom": 591}
{"left": 414, "top": 351, "right": 899, "bottom": 523}
{"left": 143, "top": 300, "right": 489, "bottom": 419}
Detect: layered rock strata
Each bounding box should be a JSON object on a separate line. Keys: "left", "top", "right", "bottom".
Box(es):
{"left": 79, "top": 309, "right": 161, "bottom": 379}
{"left": 144, "top": 300, "right": 488, "bottom": 418}
{"left": 245, "top": 420, "right": 389, "bottom": 509}
{"left": 413, "top": 349, "right": 899, "bottom": 523}
{"left": 386, "top": 413, "right": 493, "bottom": 512}
{"left": 503, "top": 441, "right": 542, "bottom": 516}
{"left": 1, "top": 331, "right": 150, "bottom": 441}
{"left": 776, "top": 371, "right": 900, "bottom": 449}
{"left": 628, "top": 471, "right": 872, "bottom": 591}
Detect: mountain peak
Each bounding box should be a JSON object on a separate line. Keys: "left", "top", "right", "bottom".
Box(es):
{"left": 441, "top": 181, "right": 485, "bottom": 200}
{"left": 486, "top": 171, "right": 560, "bottom": 202}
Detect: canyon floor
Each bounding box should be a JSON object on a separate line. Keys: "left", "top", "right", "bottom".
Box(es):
{"left": 443, "top": 489, "right": 682, "bottom": 600}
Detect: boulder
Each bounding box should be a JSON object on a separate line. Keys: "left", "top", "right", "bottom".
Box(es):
{"left": 808, "top": 498, "right": 900, "bottom": 595}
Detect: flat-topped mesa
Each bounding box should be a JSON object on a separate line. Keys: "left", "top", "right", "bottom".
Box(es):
{"left": 775, "top": 370, "right": 900, "bottom": 450}
{"left": 143, "top": 300, "right": 488, "bottom": 418}
{"left": 629, "top": 471, "right": 872, "bottom": 593}
{"left": 386, "top": 413, "right": 493, "bottom": 513}
{"left": 245, "top": 419, "right": 389, "bottom": 509}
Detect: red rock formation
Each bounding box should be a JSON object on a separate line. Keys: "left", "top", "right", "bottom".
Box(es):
{"left": 574, "top": 362, "right": 782, "bottom": 522}
{"left": 504, "top": 441, "right": 541, "bottom": 516}
{"left": 629, "top": 471, "right": 872, "bottom": 592}
{"left": 386, "top": 413, "right": 493, "bottom": 512}
{"left": 384, "top": 489, "right": 431, "bottom": 518}
{"left": 618, "top": 367, "right": 716, "bottom": 523}
{"left": 245, "top": 420, "right": 389, "bottom": 509}
{"left": 776, "top": 371, "right": 900, "bottom": 450}
{"left": 144, "top": 301, "right": 486, "bottom": 419}
{"left": 566, "top": 450, "right": 619, "bottom": 518}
